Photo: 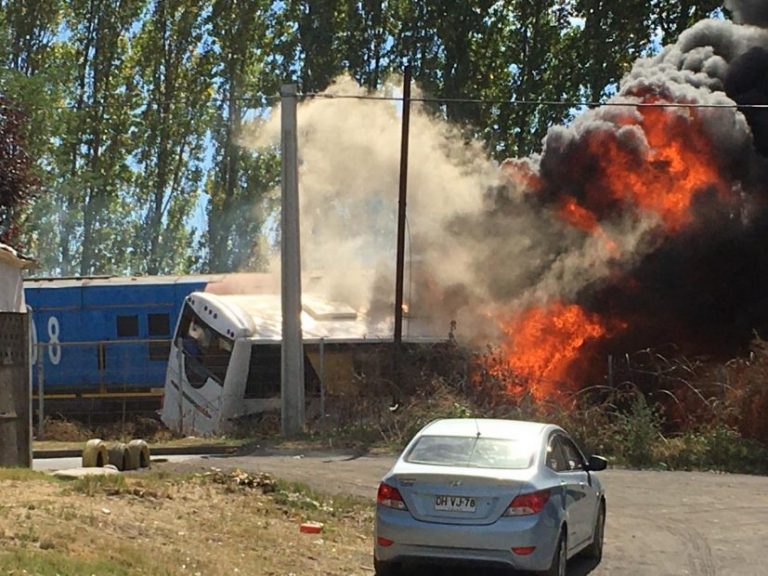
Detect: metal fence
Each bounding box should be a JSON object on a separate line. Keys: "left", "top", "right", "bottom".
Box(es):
{"left": 32, "top": 338, "right": 171, "bottom": 436}
{"left": 0, "top": 312, "right": 31, "bottom": 467}
{"left": 31, "top": 337, "right": 456, "bottom": 438}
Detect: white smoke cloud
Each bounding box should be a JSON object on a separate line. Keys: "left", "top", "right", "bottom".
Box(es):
{"left": 244, "top": 76, "right": 499, "bottom": 336}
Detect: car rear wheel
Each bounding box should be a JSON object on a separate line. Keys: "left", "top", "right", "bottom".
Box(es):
{"left": 582, "top": 501, "right": 606, "bottom": 560}
{"left": 540, "top": 531, "right": 567, "bottom": 576}
{"left": 373, "top": 557, "right": 401, "bottom": 576}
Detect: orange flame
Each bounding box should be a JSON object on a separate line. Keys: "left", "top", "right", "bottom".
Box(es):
{"left": 558, "top": 197, "right": 620, "bottom": 257}
{"left": 559, "top": 197, "right": 598, "bottom": 232}
{"left": 501, "top": 158, "right": 542, "bottom": 194}
{"left": 488, "top": 303, "right": 609, "bottom": 401}
{"left": 587, "top": 104, "right": 727, "bottom": 231}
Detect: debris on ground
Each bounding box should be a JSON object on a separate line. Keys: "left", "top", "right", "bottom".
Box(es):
{"left": 52, "top": 467, "right": 122, "bottom": 479}
{"left": 299, "top": 521, "right": 324, "bottom": 534}
{"left": 199, "top": 468, "right": 277, "bottom": 492}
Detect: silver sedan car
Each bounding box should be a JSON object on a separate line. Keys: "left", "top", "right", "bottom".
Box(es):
{"left": 374, "top": 418, "right": 607, "bottom": 576}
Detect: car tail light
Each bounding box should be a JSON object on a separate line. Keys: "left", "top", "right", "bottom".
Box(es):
{"left": 511, "top": 546, "right": 536, "bottom": 555}
{"left": 377, "top": 482, "right": 408, "bottom": 510}
{"left": 503, "top": 489, "right": 550, "bottom": 516}
{"left": 377, "top": 536, "right": 394, "bottom": 547}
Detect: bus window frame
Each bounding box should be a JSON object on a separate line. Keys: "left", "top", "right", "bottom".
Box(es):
{"left": 176, "top": 303, "right": 233, "bottom": 388}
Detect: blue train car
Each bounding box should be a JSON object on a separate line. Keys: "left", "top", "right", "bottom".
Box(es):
{"left": 24, "top": 276, "right": 212, "bottom": 401}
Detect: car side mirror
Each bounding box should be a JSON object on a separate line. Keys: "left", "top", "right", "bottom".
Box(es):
{"left": 587, "top": 455, "right": 608, "bottom": 471}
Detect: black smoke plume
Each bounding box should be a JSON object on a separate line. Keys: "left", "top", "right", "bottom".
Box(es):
{"left": 726, "top": 0, "right": 768, "bottom": 27}
{"left": 443, "top": 14, "right": 768, "bottom": 369}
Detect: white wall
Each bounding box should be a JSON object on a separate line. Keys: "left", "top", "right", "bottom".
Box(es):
{"left": 0, "top": 254, "right": 25, "bottom": 312}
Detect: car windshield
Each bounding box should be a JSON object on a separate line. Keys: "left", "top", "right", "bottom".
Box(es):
{"left": 404, "top": 435, "right": 535, "bottom": 469}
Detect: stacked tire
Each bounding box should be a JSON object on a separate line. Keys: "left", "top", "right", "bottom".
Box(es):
{"left": 107, "top": 442, "right": 129, "bottom": 471}
{"left": 126, "top": 440, "right": 150, "bottom": 470}
{"left": 82, "top": 439, "right": 108, "bottom": 468}
{"left": 82, "top": 438, "right": 151, "bottom": 471}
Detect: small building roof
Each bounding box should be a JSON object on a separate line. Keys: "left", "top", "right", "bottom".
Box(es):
{"left": 0, "top": 243, "right": 35, "bottom": 270}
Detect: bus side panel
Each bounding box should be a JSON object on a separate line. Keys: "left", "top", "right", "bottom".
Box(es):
{"left": 306, "top": 349, "right": 356, "bottom": 395}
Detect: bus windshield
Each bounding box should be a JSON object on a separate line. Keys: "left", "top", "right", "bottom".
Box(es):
{"left": 175, "top": 303, "right": 233, "bottom": 387}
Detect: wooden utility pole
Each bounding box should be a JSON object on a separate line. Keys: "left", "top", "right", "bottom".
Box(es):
{"left": 394, "top": 66, "right": 412, "bottom": 344}
{"left": 280, "top": 83, "right": 305, "bottom": 435}
{"left": 390, "top": 66, "right": 412, "bottom": 410}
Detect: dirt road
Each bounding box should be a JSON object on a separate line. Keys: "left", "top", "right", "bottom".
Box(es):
{"left": 162, "top": 448, "right": 768, "bottom": 576}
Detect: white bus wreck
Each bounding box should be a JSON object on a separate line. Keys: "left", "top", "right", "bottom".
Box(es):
{"left": 160, "top": 291, "right": 435, "bottom": 436}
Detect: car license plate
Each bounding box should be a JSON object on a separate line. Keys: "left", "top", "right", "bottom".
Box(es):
{"left": 434, "top": 495, "right": 476, "bottom": 512}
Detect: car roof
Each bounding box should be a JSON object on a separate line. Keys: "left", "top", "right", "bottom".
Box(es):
{"left": 418, "top": 418, "right": 556, "bottom": 440}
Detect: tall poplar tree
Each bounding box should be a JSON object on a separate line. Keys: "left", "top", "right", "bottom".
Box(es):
{"left": 652, "top": 0, "right": 722, "bottom": 43}
{"left": 337, "top": 0, "right": 396, "bottom": 89}
{"left": 389, "top": 0, "right": 582, "bottom": 159}
{"left": 205, "top": 0, "right": 282, "bottom": 273}
{"left": 130, "top": 0, "right": 213, "bottom": 274}
{"left": 61, "top": 0, "right": 145, "bottom": 276}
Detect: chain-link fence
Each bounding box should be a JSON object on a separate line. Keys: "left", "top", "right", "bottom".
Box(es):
{"left": 33, "top": 337, "right": 464, "bottom": 440}
{"left": 32, "top": 338, "right": 172, "bottom": 436}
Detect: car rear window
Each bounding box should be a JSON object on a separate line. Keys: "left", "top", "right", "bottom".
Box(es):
{"left": 404, "top": 435, "right": 534, "bottom": 469}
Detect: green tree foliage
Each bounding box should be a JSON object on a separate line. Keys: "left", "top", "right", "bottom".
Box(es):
{"left": 337, "top": 0, "right": 396, "bottom": 89}
{"left": 204, "top": 0, "right": 283, "bottom": 273}
{"left": 652, "top": 0, "right": 722, "bottom": 44}
{"left": 130, "top": 0, "right": 214, "bottom": 274}
{"left": 280, "top": 0, "right": 398, "bottom": 91}
{"left": 0, "top": 1, "right": 67, "bottom": 263}
{"left": 574, "top": 0, "right": 655, "bottom": 102}
{"left": 288, "top": 0, "right": 344, "bottom": 92}
{"left": 485, "top": 1, "right": 582, "bottom": 158}
{"left": 59, "top": 0, "right": 146, "bottom": 276}
{"left": 0, "top": 98, "right": 37, "bottom": 244}
{"left": 384, "top": 1, "right": 582, "bottom": 158}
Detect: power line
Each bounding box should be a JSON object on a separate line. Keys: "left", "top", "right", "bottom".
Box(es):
{"left": 6, "top": 92, "right": 768, "bottom": 112}
{"left": 3, "top": 92, "right": 768, "bottom": 113}
{"left": 299, "top": 92, "right": 768, "bottom": 110}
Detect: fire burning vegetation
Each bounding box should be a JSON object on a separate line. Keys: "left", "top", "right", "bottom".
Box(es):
{"left": 469, "top": 10, "right": 768, "bottom": 406}
{"left": 490, "top": 304, "right": 610, "bottom": 402}
{"left": 490, "top": 98, "right": 734, "bottom": 399}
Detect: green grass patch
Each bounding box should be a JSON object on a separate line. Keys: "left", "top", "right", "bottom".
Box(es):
{"left": 0, "top": 549, "right": 173, "bottom": 576}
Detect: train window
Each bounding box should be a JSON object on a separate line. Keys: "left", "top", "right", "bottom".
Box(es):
{"left": 148, "top": 313, "right": 171, "bottom": 361}
{"left": 148, "top": 313, "right": 170, "bottom": 336}
{"left": 116, "top": 315, "right": 139, "bottom": 338}
{"left": 244, "top": 344, "right": 321, "bottom": 399}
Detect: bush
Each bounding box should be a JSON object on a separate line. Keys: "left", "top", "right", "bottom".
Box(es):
{"left": 653, "top": 426, "right": 768, "bottom": 474}
{"left": 612, "top": 394, "right": 663, "bottom": 468}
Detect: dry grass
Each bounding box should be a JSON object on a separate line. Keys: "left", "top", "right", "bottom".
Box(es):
{"left": 41, "top": 415, "right": 179, "bottom": 444}
{"left": 0, "top": 469, "right": 374, "bottom": 575}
